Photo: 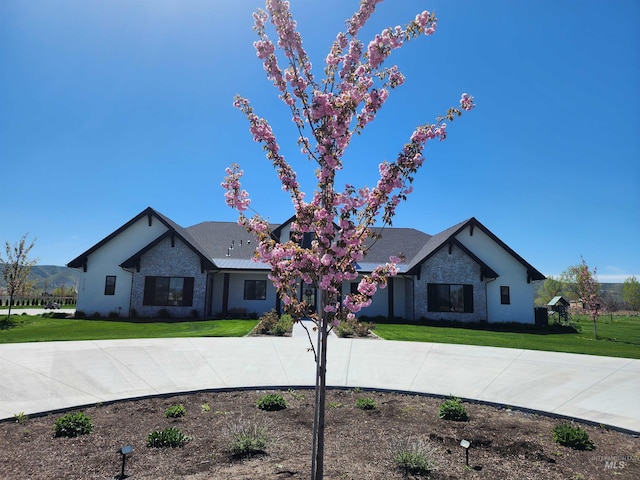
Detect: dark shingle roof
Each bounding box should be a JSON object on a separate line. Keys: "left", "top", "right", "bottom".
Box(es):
{"left": 186, "top": 221, "right": 276, "bottom": 262}
{"left": 68, "top": 207, "right": 544, "bottom": 281}
{"left": 362, "top": 227, "right": 432, "bottom": 272}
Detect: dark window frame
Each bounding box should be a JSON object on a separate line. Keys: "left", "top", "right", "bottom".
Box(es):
{"left": 104, "top": 276, "right": 116, "bottom": 295}
{"left": 143, "top": 276, "right": 194, "bottom": 306}
{"left": 500, "top": 286, "right": 511, "bottom": 305}
{"left": 244, "top": 279, "right": 267, "bottom": 300}
{"left": 427, "top": 283, "right": 474, "bottom": 313}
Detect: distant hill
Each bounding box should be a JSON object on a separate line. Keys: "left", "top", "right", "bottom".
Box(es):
{"left": 0, "top": 265, "right": 80, "bottom": 292}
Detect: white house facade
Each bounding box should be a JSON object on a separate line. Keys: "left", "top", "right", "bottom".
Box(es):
{"left": 68, "top": 207, "right": 545, "bottom": 323}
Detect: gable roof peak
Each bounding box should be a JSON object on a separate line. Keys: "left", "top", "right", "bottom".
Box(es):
{"left": 67, "top": 207, "right": 188, "bottom": 269}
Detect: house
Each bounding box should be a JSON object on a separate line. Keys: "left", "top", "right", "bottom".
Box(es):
{"left": 67, "top": 207, "right": 545, "bottom": 323}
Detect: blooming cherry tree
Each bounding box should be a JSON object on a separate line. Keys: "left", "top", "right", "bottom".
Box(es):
{"left": 222, "top": 1, "right": 474, "bottom": 477}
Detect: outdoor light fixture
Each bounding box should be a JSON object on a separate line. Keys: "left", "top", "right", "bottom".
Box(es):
{"left": 116, "top": 445, "right": 133, "bottom": 479}
{"left": 460, "top": 439, "right": 471, "bottom": 466}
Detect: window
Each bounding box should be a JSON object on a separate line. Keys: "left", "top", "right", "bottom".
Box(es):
{"left": 244, "top": 280, "right": 267, "bottom": 300}
{"left": 104, "top": 276, "right": 116, "bottom": 295}
{"left": 143, "top": 277, "right": 194, "bottom": 306}
{"left": 500, "top": 286, "right": 510, "bottom": 305}
{"left": 427, "top": 283, "right": 474, "bottom": 313}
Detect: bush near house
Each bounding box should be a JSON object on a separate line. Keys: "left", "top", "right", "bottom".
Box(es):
{"left": 335, "top": 316, "right": 373, "bottom": 337}
{"left": 254, "top": 311, "right": 293, "bottom": 336}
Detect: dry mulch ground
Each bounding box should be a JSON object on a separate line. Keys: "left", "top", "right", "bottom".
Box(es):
{"left": 1, "top": 389, "right": 638, "bottom": 479}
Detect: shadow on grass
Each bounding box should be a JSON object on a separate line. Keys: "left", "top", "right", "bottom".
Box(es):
{"left": 0, "top": 318, "right": 18, "bottom": 330}
{"left": 74, "top": 316, "right": 255, "bottom": 325}
{"left": 363, "top": 316, "right": 582, "bottom": 335}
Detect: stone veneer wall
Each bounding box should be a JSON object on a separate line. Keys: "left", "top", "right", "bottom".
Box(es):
{"left": 130, "top": 237, "right": 207, "bottom": 317}
{"left": 414, "top": 244, "right": 487, "bottom": 322}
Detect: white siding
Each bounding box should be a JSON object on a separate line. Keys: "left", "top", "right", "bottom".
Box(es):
{"left": 211, "top": 271, "right": 276, "bottom": 317}
{"left": 350, "top": 276, "right": 407, "bottom": 319}
{"left": 75, "top": 216, "right": 168, "bottom": 316}
{"left": 455, "top": 225, "right": 535, "bottom": 323}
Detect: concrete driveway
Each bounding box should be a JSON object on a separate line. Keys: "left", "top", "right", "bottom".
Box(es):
{"left": 0, "top": 316, "right": 638, "bottom": 433}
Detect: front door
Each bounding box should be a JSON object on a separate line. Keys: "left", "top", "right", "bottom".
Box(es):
{"left": 301, "top": 283, "right": 317, "bottom": 317}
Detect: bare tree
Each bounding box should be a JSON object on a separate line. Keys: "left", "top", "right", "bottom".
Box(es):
{"left": 1, "top": 234, "right": 38, "bottom": 319}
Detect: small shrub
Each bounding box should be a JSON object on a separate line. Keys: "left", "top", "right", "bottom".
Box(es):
{"left": 255, "top": 311, "right": 292, "bottom": 335}
{"left": 164, "top": 404, "right": 186, "bottom": 418}
{"left": 336, "top": 317, "right": 372, "bottom": 337}
{"left": 190, "top": 309, "right": 200, "bottom": 319}
{"left": 53, "top": 412, "right": 94, "bottom": 438}
{"left": 438, "top": 396, "right": 469, "bottom": 421}
{"left": 201, "top": 402, "right": 211, "bottom": 413}
{"left": 146, "top": 427, "right": 190, "bottom": 448}
{"left": 226, "top": 419, "right": 270, "bottom": 458}
{"left": 552, "top": 422, "right": 594, "bottom": 450}
{"left": 355, "top": 397, "right": 377, "bottom": 410}
{"left": 107, "top": 310, "right": 120, "bottom": 318}
{"left": 74, "top": 310, "right": 86, "bottom": 318}
{"left": 157, "top": 308, "right": 171, "bottom": 319}
{"left": 255, "top": 310, "right": 278, "bottom": 334}
{"left": 13, "top": 412, "right": 28, "bottom": 424}
{"left": 389, "top": 437, "right": 437, "bottom": 476}
{"left": 272, "top": 314, "right": 293, "bottom": 336}
{"left": 287, "top": 388, "right": 304, "bottom": 401}
{"left": 256, "top": 393, "right": 287, "bottom": 411}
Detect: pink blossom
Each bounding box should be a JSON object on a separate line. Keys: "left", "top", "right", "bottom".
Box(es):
{"left": 460, "top": 93, "right": 476, "bottom": 111}
{"left": 223, "top": 0, "right": 474, "bottom": 326}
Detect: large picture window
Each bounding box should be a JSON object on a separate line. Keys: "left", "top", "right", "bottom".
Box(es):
{"left": 143, "top": 276, "right": 194, "bottom": 306}
{"left": 427, "top": 283, "right": 474, "bottom": 313}
{"left": 244, "top": 280, "right": 267, "bottom": 300}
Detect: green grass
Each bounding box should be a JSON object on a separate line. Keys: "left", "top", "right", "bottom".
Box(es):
{"left": 373, "top": 315, "right": 640, "bottom": 359}
{"left": 1, "top": 312, "right": 638, "bottom": 359}
{"left": 0, "top": 315, "right": 258, "bottom": 343}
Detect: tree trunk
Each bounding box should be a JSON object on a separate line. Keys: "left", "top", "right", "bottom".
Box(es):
{"left": 6, "top": 295, "right": 13, "bottom": 319}
{"left": 311, "top": 291, "right": 329, "bottom": 480}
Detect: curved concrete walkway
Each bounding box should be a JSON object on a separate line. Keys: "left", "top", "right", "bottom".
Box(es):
{"left": 0, "top": 316, "right": 638, "bottom": 433}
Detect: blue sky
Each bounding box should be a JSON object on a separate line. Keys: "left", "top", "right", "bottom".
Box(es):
{"left": 1, "top": 0, "right": 638, "bottom": 282}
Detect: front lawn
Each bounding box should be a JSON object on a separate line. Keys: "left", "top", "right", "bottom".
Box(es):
{"left": 0, "top": 314, "right": 258, "bottom": 343}
{"left": 373, "top": 314, "right": 640, "bottom": 359}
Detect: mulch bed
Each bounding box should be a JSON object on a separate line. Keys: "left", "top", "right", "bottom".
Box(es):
{"left": 1, "top": 389, "right": 638, "bottom": 479}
